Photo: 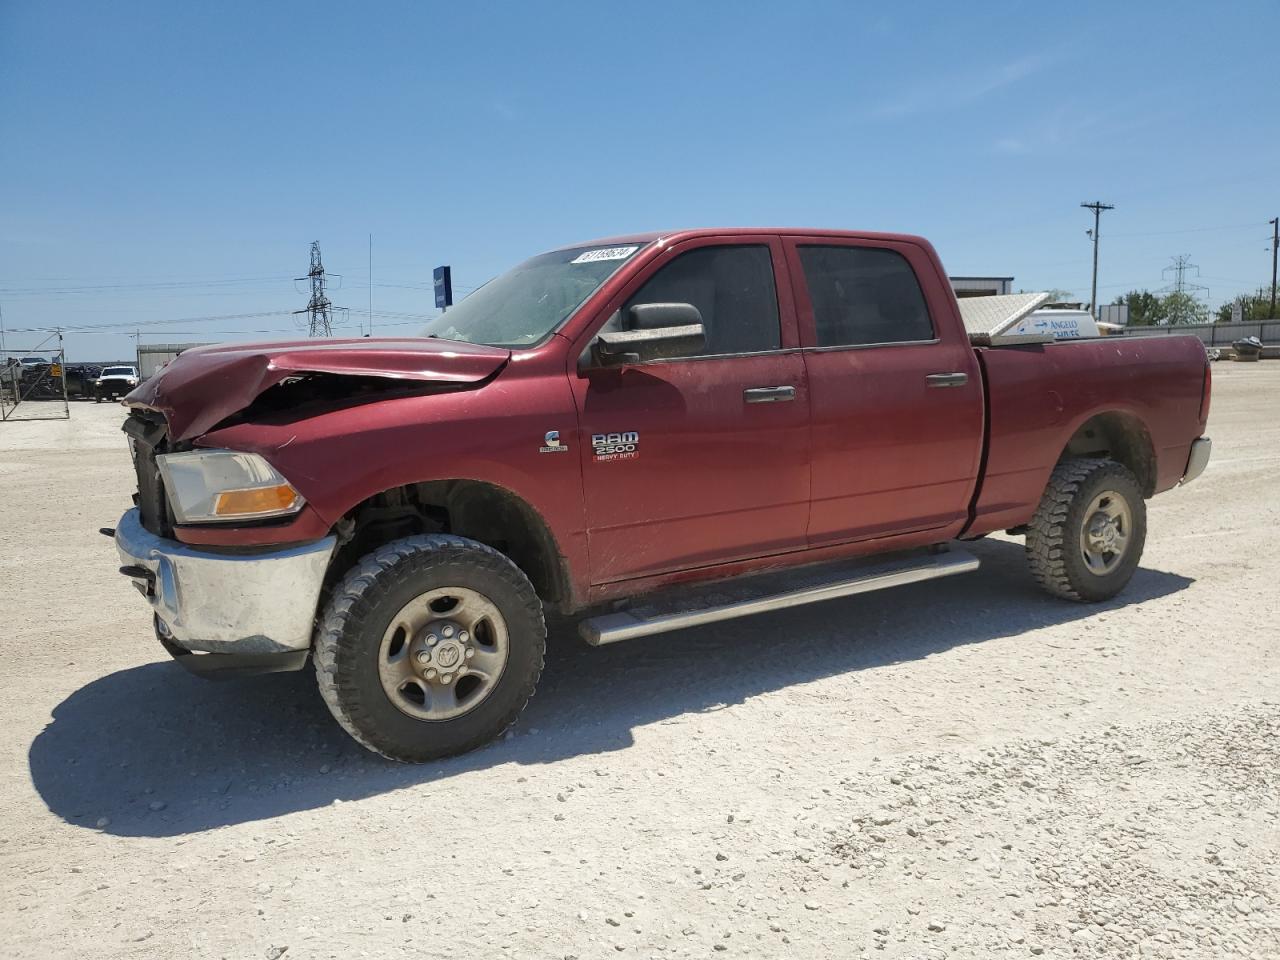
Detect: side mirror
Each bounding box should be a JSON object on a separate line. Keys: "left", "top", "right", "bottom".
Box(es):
{"left": 589, "top": 303, "right": 706, "bottom": 367}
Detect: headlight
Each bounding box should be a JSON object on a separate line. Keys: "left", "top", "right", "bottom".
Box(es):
{"left": 155, "top": 449, "right": 304, "bottom": 523}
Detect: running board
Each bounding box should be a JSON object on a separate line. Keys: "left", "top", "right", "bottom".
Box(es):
{"left": 579, "top": 547, "right": 979, "bottom": 646}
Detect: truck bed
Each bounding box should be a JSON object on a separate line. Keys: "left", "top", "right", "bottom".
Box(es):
{"left": 967, "top": 334, "right": 1209, "bottom": 535}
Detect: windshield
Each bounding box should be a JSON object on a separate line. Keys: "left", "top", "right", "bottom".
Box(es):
{"left": 419, "top": 243, "right": 648, "bottom": 347}
{"left": 102, "top": 367, "right": 135, "bottom": 377}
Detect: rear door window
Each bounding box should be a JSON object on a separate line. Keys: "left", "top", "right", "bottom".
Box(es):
{"left": 797, "top": 245, "right": 934, "bottom": 346}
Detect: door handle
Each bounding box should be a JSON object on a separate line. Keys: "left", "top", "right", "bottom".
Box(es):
{"left": 743, "top": 385, "right": 796, "bottom": 403}
{"left": 925, "top": 372, "right": 968, "bottom": 388}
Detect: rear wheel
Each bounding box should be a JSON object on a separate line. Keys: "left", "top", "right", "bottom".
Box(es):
{"left": 314, "top": 535, "right": 545, "bottom": 762}
{"left": 1026, "top": 458, "right": 1146, "bottom": 602}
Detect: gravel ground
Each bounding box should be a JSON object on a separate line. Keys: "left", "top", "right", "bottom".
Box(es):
{"left": 1, "top": 361, "right": 1277, "bottom": 960}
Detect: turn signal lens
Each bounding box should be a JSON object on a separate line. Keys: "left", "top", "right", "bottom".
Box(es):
{"left": 213, "top": 484, "right": 300, "bottom": 517}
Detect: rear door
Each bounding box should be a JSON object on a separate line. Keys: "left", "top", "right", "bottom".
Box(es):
{"left": 570, "top": 236, "right": 811, "bottom": 583}
{"left": 784, "top": 236, "right": 984, "bottom": 545}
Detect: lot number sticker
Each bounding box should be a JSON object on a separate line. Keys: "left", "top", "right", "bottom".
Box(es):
{"left": 571, "top": 246, "right": 639, "bottom": 264}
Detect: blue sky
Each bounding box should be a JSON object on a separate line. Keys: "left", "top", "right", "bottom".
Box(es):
{"left": 2, "top": 0, "right": 1277, "bottom": 360}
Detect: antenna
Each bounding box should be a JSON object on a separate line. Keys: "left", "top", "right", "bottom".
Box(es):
{"left": 294, "top": 241, "right": 334, "bottom": 337}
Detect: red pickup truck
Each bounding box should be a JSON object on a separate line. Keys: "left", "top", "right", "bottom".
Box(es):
{"left": 114, "top": 228, "right": 1212, "bottom": 761}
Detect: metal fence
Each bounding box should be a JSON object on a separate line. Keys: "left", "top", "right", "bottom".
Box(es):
{"left": 1119, "top": 320, "right": 1280, "bottom": 346}
{"left": 1, "top": 334, "right": 70, "bottom": 422}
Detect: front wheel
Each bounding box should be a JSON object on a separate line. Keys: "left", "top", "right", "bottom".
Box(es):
{"left": 314, "top": 535, "right": 546, "bottom": 762}
{"left": 1026, "top": 458, "right": 1147, "bottom": 602}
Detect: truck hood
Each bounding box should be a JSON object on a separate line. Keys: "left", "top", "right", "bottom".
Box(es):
{"left": 126, "top": 337, "right": 511, "bottom": 442}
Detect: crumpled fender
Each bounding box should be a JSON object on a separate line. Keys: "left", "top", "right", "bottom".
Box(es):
{"left": 125, "top": 337, "right": 511, "bottom": 441}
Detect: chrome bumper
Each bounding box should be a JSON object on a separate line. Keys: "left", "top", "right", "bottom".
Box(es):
{"left": 1181, "top": 437, "right": 1212, "bottom": 485}
{"left": 114, "top": 507, "right": 336, "bottom": 655}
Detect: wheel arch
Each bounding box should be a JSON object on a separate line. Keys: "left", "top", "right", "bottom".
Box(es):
{"left": 329, "top": 478, "right": 575, "bottom": 612}
{"left": 1059, "top": 410, "right": 1156, "bottom": 497}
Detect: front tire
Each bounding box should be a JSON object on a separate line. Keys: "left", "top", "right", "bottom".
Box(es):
{"left": 1026, "top": 458, "right": 1147, "bottom": 602}
{"left": 314, "top": 535, "right": 545, "bottom": 762}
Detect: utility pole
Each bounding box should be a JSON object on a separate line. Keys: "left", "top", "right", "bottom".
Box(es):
{"left": 294, "top": 241, "right": 334, "bottom": 337}
{"left": 1269, "top": 217, "right": 1278, "bottom": 319}
{"left": 368, "top": 233, "right": 374, "bottom": 336}
{"left": 1081, "top": 201, "right": 1114, "bottom": 319}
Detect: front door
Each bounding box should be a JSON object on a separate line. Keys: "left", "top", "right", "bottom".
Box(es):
{"left": 571, "top": 237, "right": 811, "bottom": 584}
{"left": 783, "top": 236, "right": 985, "bottom": 545}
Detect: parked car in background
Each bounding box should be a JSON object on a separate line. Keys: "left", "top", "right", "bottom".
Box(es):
{"left": 94, "top": 365, "right": 140, "bottom": 401}
{"left": 64, "top": 364, "right": 103, "bottom": 399}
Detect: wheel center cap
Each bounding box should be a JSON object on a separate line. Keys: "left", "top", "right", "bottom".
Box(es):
{"left": 434, "top": 642, "right": 462, "bottom": 669}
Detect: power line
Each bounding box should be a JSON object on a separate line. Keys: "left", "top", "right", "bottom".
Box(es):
{"left": 4, "top": 310, "right": 296, "bottom": 334}
{"left": 0, "top": 276, "right": 294, "bottom": 296}
{"left": 1104, "top": 221, "right": 1267, "bottom": 238}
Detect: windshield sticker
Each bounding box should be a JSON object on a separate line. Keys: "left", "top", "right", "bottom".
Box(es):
{"left": 571, "top": 246, "right": 639, "bottom": 264}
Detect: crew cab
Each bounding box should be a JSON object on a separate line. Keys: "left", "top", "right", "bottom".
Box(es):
{"left": 111, "top": 229, "right": 1212, "bottom": 761}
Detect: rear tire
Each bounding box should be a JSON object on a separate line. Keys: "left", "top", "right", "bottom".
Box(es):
{"left": 314, "top": 535, "right": 545, "bottom": 762}
{"left": 1025, "top": 458, "right": 1146, "bottom": 602}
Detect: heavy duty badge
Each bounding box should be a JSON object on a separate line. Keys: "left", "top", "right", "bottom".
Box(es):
{"left": 591, "top": 431, "right": 639, "bottom": 462}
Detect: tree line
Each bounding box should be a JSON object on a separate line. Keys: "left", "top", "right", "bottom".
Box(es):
{"left": 1113, "top": 287, "right": 1276, "bottom": 326}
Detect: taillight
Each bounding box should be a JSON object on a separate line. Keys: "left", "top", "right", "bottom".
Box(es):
{"left": 1198, "top": 359, "right": 1212, "bottom": 425}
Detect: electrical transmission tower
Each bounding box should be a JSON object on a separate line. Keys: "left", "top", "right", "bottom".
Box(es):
{"left": 1158, "top": 255, "right": 1209, "bottom": 324}
{"left": 1159, "top": 255, "right": 1209, "bottom": 297}
{"left": 295, "top": 241, "right": 334, "bottom": 337}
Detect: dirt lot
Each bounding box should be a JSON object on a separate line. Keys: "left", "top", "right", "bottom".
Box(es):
{"left": 1, "top": 362, "right": 1277, "bottom": 959}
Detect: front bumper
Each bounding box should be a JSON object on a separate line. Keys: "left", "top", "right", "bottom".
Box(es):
{"left": 1181, "top": 436, "right": 1212, "bottom": 485}
{"left": 114, "top": 507, "right": 336, "bottom": 655}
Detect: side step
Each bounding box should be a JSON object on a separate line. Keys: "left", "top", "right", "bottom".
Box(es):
{"left": 579, "top": 546, "right": 979, "bottom": 646}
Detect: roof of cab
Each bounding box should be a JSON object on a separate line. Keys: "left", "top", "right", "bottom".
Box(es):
{"left": 557, "top": 227, "right": 929, "bottom": 250}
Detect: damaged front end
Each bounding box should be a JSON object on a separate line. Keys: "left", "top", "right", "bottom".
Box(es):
{"left": 114, "top": 336, "right": 512, "bottom": 674}
{"left": 126, "top": 336, "right": 512, "bottom": 441}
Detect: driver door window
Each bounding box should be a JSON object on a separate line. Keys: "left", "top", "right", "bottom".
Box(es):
{"left": 614, "top": 245, "right": 781, "bottom": 357}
